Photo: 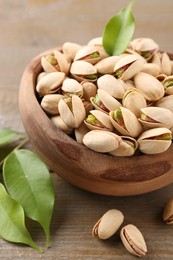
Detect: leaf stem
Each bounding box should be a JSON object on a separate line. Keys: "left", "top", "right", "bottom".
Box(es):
{"left": 0, "top": 137, "right": 29, "bottom": 167}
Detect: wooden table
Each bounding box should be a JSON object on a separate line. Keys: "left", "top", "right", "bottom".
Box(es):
{"left": 1, "top": 0, "right": 173, "bottom": 259}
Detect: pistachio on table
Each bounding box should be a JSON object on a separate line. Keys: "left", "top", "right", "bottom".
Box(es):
{"left": 36, "top": 36, "right": 173, "bottom": 157}
{"left": 92, "top": 209, "right": 124, "bottom": 239}
{"left": 120, "top": 224, "right": 147, "bottom": 257}
{"left": 163, "top": 197, "right": 173, "bottom": 224}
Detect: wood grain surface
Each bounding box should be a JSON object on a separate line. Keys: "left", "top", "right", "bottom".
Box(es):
{"left": 1, "top": 0, "right": 173, "bottom": 259}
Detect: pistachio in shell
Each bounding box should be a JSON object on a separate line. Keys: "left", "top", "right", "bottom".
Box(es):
{"left": 113, "top": 54, "right": 144, "bottom": 81}
{"left": 61, "top": 78, "right": 83, "bottom": 97}
{"left": 36, "top": 71, "right": 65, "bottom": 96}
{"left": 70, "top": 60, "right": 97, "bottom": 82}
{"left": 90, "top": 89, "right": 121, "bottom": 114}
{"left": 62, "top": 42, "right": 82, "bottom": 62}
{"left": 120, "top": 224, "right": 147, "bottom": 257}
{"left": 134, "top": 72, "right": 164, "bottom": 101}
{"left": 162, "top": 75, "right": 173, "bottom": 95}
{"left": 137, "top": 127, "right": 172, "bottom": 154}
{"left": 41, "top": 94, "right": 64, "bottom": 115}
{"left": 109, "top": 136, "right": 138, "bottom": 157}
{"left": 122, "top": 87, "right": 147, "bottom": 117}
{"left": 84, "top": 109, "right": 113, "bottom": 131}
{"left": 109, "top": 107, "right": 143, "bottom": 138}
{"left": 83, "top": 130, "right": 121, "bottom": 153}
{"left": 74, "top": 45, "right": 101, "bottom": 65}
{"left": 156, "top": 95, "right": 173, "bottom": 113}
{"left": 58, "top": 94, "right": 86, "bottom": 128}
{"left": 92, "top": 209, "right": 124, "bottom": 239}
{"left": 97, "top": 74, "right": 125, "bottom": 99}
{"left": 139, "top": 106, "right": 173, "bottom": 129}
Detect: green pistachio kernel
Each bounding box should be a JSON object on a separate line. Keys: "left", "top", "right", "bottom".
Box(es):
{"left": 113, "top": 109, "right": 126, "bottom": 128}
{"left": 85, "top": 114, "right": 101, "bottom": 126}
{"left": 85, "top": 74, "right": 97, "bottom": 80}
{"left": 164, "top": 80, "right": 173, "bottom": 88}
{"left": 90, "top": 52, "right": 100, "bottom": 59}
{"left": 64, "top": 97, "right": 72, "bottom": 110}
{"left": 156, "top": 133, "right": 172, "bottom": 141}
{"left": 46, "top": 55, "right": 58, "bottom": 66}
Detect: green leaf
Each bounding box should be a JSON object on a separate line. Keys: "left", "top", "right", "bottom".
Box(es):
{"left": 3, "top": 149, "right": 55, "bottom": 247}
{"left": 0, "top": 128, "right": 24, "bottom": 146}
{"left": 102, "top": 0, "right": 135, "bottom": 56}
{"left": 0, "top": 183, "right": 42, "bottom": 252}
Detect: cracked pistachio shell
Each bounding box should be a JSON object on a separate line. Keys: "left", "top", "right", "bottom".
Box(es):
{"left": 84, "top": 109, "right": 113, "bottom": 131}
{"left": 51, "top": 115, "right": 73, "bottom": 135}
{"left": 120, "top": 224, "right": 147, "bottom": 257}
{"left": 41, "top": 94, "right": 64, "bottom": 115}
{"left": 74, "top": 45, "right": 101, "bottom": 65}
{"left": 130, "top": 37, "right": 158, "bottom": 61}
{"left": 163, "top": 76, "right": 173, "bottom": 95}
{"left": 36, "top": 71, "right": 65, "bottom": 96}
{"left": 156, "top": 95, "right": 173, "bottom": 113}
{"left": 137, "top": 127, "right": 172, "bottom": 154}
{"left": 109, "top": 136, "right": 138, "bottom": 157}
{"left": 94, "top": 56, "right": 120, "bottom": 74}
{"left": 90, "top": 89, "right": 121, "bottom": 114}
{"left": 81, "top": 81, "right": 97, "bottom": 101}
{"left": 113, "top": 54, "right": 144, "bottom": 81}
{"left": 83, "top": 130, "right": 121, "bottom": 153}
{"left": 109, "top": 107, "right": 143, "bottom": 138}
{"left": 142, "top": 63, "right": 160, "bottom": 76}
{"left": 122, "top": 87, "right": 147, "bottom": 117}
{"left": 58, "top": 95, "right": 86, "bottom": 128}
{"left": 92, "top": 209, "right": 124, "bottom": 239}
{"left": 62, "top": 42, "right": 82, "bottom": 62}
{"left": 61, "top": 78, "right": 83, "bottom": 97}
{"left": 163, "top": 198, "right": 173, "bottom": 224}
{"left": 70, "top": 60, "right": 97, "bottom": 82}
{"left": 139, "top": 107, "right": 173, "bottom": 129}
{"left": 134, "top": 72, "right": 164, "bottom": 101}
{"left": 97, "top": 74, "right": 125, "bottom": 99}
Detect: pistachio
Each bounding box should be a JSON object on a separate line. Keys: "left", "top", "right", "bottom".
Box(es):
{"left": 83, "top": 130, "right": 121, "bottom": 153}
{"left": 70, "top": 60, "right": 97, "bottom": 82}
{"left": 130, "top": 37, "right": 159, "bottom": 61}
{"left": 95, "top": 56, "right": 120, "bottom": 74}
{"left": 134, "top": 72, "right": 164, "bottom": 101}
{"left": 61, "top": 78, "right": 83, "bottom": 97}
{"left": 109, "top": 136, "right": 138, "bottom": 156}
{"left": 113, "top": 54, "right": 144, "bottom": 80}
{"left": 163, "top": 198, "right": 173, "bottom": 224}
{"left": 122, "top": 88, "right": 147, "bottom": 117}
{"left": 51, "top": 115, "right": 73, "bottom": 135}
{"left": 120, "top": 224, "right": 147, "bottom": 257}
{"left": 156, "top": 95, "right": 173, "bottom": 113}
{"left": 81, "top": 81, "right": 97, "bottom": 101}
{"left": 109, "top": 107, "right": 143, "bottom": 138}
{"left": 84, "top": 109, "right": 113, "bottom": 131}
{"left": 41, "top": 94, "right": 64, "bottom": 115}
{"left": 74, "top": 45, "right": 101, "bottom": 64}
{"left": 92, "top": 209, "right": 124, "bottom": 239}
{"left": 90, "top": 89, "right": 121, "bottom": 114}
{"left": 139, "top": 107, "right": 173, "bottom": 129}
{"left": 137, "top": 127, "right": 172, "bottom": 154}
{"left": 97, "top": 74, "right": 125, "bottom": 99}
{"left": 163, "top": 75, "right": 173, "bottom": 95}
{"left": 36, "top": 71, "right": 65, "bottom": 96}
{"left": 58, "top": 95, "right": 86, "bottom": 128}
{"left": 62, "top": 42, "right": 82, "bottom": 62}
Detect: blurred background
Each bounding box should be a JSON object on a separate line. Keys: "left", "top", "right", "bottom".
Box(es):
{"left": 0, "top": 0, "right": 173, "bottom": 131}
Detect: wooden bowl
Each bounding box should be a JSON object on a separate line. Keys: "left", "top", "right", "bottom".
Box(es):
{"left": 19, "top": 48, "right": 173, "bottom": 196}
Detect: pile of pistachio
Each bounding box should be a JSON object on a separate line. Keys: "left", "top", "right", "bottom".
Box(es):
{"left": 36, "top": 37, "right": 173, "bottom": 156}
